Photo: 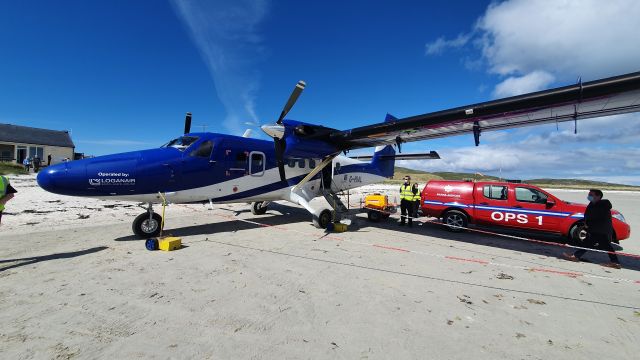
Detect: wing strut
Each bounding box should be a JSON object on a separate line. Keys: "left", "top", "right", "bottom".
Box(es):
{"left": 291, "top": 154, "right": 337, "bottom": 192}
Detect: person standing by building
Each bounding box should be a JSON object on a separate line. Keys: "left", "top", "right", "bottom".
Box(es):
{"left": 47, "top": 153, "right": 52, "bottom": 166}
{"left": 563, "top": 189, "right": 621, "bottom": 269}
{"left": 0, "top": 175, "right": 17, "bottom": 225}
{"left": 399, "top": 176, "right": 415, "bottom": 227}
{"left": 23, "top": 157, "right": 31, "bottom": 172}
{"left": 33, "top": 156, "right": 41, "bottom": 173}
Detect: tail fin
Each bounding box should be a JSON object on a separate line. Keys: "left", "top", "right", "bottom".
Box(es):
{"left": 371, "top": 145, "right": 396, "bottom": 178}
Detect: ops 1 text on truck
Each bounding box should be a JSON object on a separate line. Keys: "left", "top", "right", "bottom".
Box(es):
{"left": 420, "top": 180, "right": 630, "bottom": 244}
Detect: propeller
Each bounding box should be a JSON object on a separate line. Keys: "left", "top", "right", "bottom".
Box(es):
{"left": 184, "top": 112, "right": 192, "bottom": 134}
{"left": 262, "top": 80, "right": 306, "bottom": 182}
{"left": 278, "top": 80, "right": 306, "bottom": 124}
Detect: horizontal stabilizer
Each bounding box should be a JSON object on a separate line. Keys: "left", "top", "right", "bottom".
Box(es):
{"left": 350, "top": 151, "right": 440, "bottom": 161}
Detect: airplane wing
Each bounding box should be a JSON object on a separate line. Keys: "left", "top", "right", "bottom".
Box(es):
{"left": 320, "top": 71, "right": 640, "bottom": 150}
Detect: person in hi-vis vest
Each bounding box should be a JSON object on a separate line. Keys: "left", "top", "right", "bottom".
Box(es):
{"left": 399, "top": 176, "right": 417, "bottom": 227}
{"left": 0, "top": 175, "right": 17, "bottom": 225}
{"left": 411, "top": 183, "right": 421, "bottom": 221}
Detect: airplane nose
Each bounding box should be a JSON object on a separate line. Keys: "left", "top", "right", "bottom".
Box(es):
{"left": 37, "top": 163, "right": 66, "bottom": 193}
{"left": 37, "top": 161, "right": 87, "bottom": 195}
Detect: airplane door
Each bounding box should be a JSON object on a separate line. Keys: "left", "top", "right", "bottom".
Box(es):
{"left": 224, "top": 147, "right": 248, "bottom": 179}
{"left": 181, "top": 140, "right": 215, "bottom": 189}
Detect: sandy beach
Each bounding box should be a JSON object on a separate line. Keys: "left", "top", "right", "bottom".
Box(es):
{"left": 1, "top": 174, "right": 639, "bottom": 359}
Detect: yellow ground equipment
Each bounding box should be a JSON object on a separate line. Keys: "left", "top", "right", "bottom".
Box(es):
{"left": 363, "top": 193, "right": 394, "bottom": 222}
{"left": 145, "top": 192, "right": 183, "bottom": 251}
{"left": 159, "top": 237, "right": 182, "bottom": 251}
{"left": 327, "top": 222, "right": 348, "bottom": 232}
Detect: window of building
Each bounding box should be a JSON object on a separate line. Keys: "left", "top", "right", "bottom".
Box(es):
{"left": 28, "top": 146, "right": 44, "bottom": 159}
{"left": 483, "top": 185, "right": 508, "bottom": 200}
{"left": 515, "top": 187, "right": 548, "bottom": 204}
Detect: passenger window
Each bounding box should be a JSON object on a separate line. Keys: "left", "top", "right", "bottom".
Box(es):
{"left": 334, "top": 162, "right": 341, "bottom": 175}
{"left": 483, "top": 185, "right": 508, "bottom": 200}
{"left": 309, "top": 159, "right": 316, "bottom": 168}
{"left": 515, "top": 187, "right": 547, "bottom": 204}
{"left": 189, "top": 141, "right": 213, "bottom": 158}
{"left": 288, "top": 159, "right": 296, "bottom": 168}
{"left": 235, "top": 152, "right": 247, "bottom": 168}
{"left": 250, "top": 152, "right": 264, "bottom": 176}
{"left": 298, "top": 159, "right": 305, "bottom": 168}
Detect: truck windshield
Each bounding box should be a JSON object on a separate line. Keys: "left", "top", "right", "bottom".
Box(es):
{"left": 161, "top": 136, "right": 199, "bottom": 151}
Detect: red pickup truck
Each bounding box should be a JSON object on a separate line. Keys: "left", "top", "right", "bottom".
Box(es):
{"left": 420, "top": 180, "right": 630, "bottom": 243}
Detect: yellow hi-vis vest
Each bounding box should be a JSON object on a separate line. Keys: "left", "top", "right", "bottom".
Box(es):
{"left": 412, "top": 187, "right": 421, "bottom": 202}
{"left": 400, "top": 184, "right": 414, "bottom": 201}
{"left": 0, "top": 176, "right": 8, "bottom": 212}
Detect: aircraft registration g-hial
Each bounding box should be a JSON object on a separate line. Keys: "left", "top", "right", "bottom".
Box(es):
{"left": 37, "top": 71, "right": 640, "bottom": 238}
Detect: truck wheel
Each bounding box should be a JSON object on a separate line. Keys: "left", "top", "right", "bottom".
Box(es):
{"left": 133, "top": 212, "right": 162, "bottom": 238}
{"left": 313, "top": 209, "right": 333, "bottom": 229}
{"left": 443, "top": 210, "right": 468, "bottom": 232}
{"left": 569, "top": 223, "right": 587, "bottom": 245}
{"left": 367, "top": 210, "right": 382, "bottom": 222}
{"left": 251, "top": 201, "right": 268, "bottom": 215}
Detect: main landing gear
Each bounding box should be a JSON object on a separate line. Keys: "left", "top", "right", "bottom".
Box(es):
{"left": 133, "top": 203, "right": 162, "bottom": 238}
{"left": 251, "top": 201, "right": 270, "bottom": 215}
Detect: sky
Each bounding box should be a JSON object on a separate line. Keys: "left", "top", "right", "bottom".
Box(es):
{"left": 1, "top": 0, "right": 639, "bottom": 184}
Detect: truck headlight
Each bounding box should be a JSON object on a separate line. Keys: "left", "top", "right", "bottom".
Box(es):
{"left": 613, "top": 213, "right": 626, "bottom": 223}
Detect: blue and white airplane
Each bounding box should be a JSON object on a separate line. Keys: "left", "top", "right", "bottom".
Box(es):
{"left": 37, "top": 72, "right": 640, "bottom": 237}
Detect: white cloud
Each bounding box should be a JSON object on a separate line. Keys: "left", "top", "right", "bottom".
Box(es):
{"left": 492, "top": 70, "right": 555, "bottom": 97}
{"left": 477, "top": 0, "right": 640, "bottom": 80}
{"left": 401, "top": 144, "right": 640, "bottom": 185}
{"left": 425, "top": 33, "right": 471, "bottom": 55}
{"left": 420, "top": 0, "right": 640, "bottom": 185}
{"left": 171, "top": 0, "right": 268, "bottom": 134}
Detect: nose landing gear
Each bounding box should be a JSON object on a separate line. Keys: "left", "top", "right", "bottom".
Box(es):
{"left": 133, "top": 203, "right": 162, "bottom": 238}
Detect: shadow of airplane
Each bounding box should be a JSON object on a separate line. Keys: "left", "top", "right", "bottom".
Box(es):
{"left": 0, "top": 246, "right": 109, "bottom": 273}
{"left": 115, "top": 202, "right": 639, "bottom": 271}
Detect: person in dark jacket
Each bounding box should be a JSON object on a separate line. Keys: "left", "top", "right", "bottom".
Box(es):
{"left": 563, "top": 189, "right": 621, "bottom": 269}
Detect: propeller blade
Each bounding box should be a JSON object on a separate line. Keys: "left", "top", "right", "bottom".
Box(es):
{"left": 274, "top": 137, "right": 287, "bottom": 182}
{"left": 184, "top": 112, "right": 192, "bottom": 134}
{"left": 277, "top": 80, "right": 306, "bottom": 124}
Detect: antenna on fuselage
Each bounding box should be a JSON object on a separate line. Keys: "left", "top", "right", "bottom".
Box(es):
{"left": 184, "top": 112, "right": 192, "bottom": 134}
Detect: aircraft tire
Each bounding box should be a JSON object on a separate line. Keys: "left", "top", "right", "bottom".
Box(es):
{"left": 133, "top": 212, "right": 162, "bottom": 238}
{"left": 251, "top": 201, "right": 268, "bottom": 215}
{"left": 313, "top": 209, "right": 333, "bottom": 229}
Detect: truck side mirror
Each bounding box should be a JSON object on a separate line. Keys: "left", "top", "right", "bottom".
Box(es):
{"left": 546, "top": 200, "right": 556, "bottom": 207}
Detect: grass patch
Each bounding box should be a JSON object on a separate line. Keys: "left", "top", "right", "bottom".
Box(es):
{"left": 0, "top": 162, "right": 28, "bottom": 175}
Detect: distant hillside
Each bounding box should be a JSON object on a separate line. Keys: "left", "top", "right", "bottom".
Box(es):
{"left": 389, "top": 167, "right": 640, "bottom": 190}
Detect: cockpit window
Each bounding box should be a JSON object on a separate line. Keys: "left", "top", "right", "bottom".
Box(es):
{"left": 190, "top": 140, "right": 213, "bottom": 158}
{"left": 161, "top": 136, "right": 199, "bottom": 151}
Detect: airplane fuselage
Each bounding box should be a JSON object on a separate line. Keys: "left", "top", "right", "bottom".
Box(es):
{"left": 37, "top": 132, "right": 392, "bottom": 206}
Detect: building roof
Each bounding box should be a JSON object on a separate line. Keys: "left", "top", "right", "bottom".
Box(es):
{"left": 0, "top": 123, "right": 75, "bottom": 148}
